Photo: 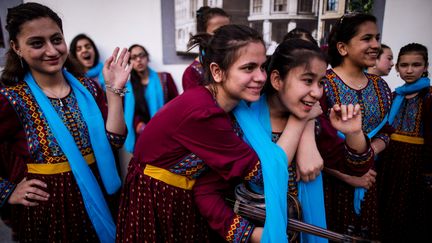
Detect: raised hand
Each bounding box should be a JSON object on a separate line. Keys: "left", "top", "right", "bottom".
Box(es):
{"left": 8, "top": 177, "right": 49, "bottom": 206}
{"left": 329, "top": 104, "right": 362, "bottom": 136}
{"left": 306, "top": 101, "right": 323, "bottom": 121}
{"left": 103, "top": 47, "right": 132, "bottom": 90}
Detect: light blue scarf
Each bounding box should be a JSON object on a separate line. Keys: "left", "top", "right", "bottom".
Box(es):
{"left": 250, "top": 95, "right": 328, "bottom": 243}
{"left": 337, "top": 111, "right": 388, "bottom": 215}
{"left": 123, "top": 68, "right": 165, "bottom": 153}
{"left": 24, "top": 70, "right": 121, "bottom": 242}
{"left": 234, "top": 100, "right": 288, "bottom": 243}
{"left": 86, "top": 62, "right": 105, "bottom": 90}
{"left": 388, "top": 77, "right": 431, "bottom": 125}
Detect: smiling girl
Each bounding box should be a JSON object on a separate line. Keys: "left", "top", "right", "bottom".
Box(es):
{"left": 0, "top": 2, "right": 130, "bottom": 242}
{"left": 321, "top": 13, "right": 393, "bottom": 240}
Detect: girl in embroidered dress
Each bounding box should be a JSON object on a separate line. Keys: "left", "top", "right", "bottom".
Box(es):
{"left": 378, "top": 43, "right": 432, "bottom": 242}
{"left": 181, "top": 6, "right": 230, "bottom": 91}
{"left": 320, "top": 13, "right": 393, "bottom": 241}
{"left": 0, "top": 2, "right": 131, "bottom": 242}
{"left": 117, "top": 24, "right": 314, "bottom": 243}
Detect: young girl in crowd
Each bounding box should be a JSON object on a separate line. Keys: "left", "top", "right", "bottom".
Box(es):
{"left": 367, "top": 44, "right": 394, "bottom": 77}
{"left": 181, "top": 6, "right": 230, "bottom": 91}
{"left": 321, "top": 13, "right": 393, "bottom": 240}
{"left": 247, "top": 39, "right": 374, "bottom": 243}
{"left": 69, "top": 33, "right": 107, "bottom": 89}
{"left": 0, "top": 2, "right": 130, "bottom": 242}
{"left": 378, "top": 43, "right": 432, "bottom": 242}
{"left": 123, "top": 44, "right": 178, "bottom": 153}
{"left": 117, "top": 24, "right": 313, "bottom": 243}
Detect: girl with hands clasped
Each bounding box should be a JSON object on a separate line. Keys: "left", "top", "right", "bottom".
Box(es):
{"left": 247, "top": 39, "right": 374, "bottom": 243}
{"left": 0, "top": 2, "right": 130, "bottom": 242}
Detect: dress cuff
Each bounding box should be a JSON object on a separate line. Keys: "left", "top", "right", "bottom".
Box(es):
{"left": 225, "top": 214, "right": 255, "bottom": 243}
{"left": 106, "top": 131, "right": 126, "bottom": 149}
{"left": 0, "top": 179, "right": 15, "bottom": 207}
{"left": 345, "top": 135, "right": 374, "bottom": 166}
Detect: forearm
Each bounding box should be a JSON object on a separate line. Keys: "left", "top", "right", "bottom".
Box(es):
{"left": 371, "top": 138, "right": 386, "bottom": 155}
{"left": 105, "top": 91, "right": 126, "bottom": 135}
{"left": 345, "top": 130, "right": 368, "bottom": 153}
{"left": 276, "top": 116, "right": 308, "bottom": 165}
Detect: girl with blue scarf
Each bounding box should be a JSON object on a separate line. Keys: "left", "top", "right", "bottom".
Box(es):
{"left": 245, "top": 39, "right": 374, "bottom": 242}
{"left": 69, "top": 34, "right": 107, "bottom": 90}
{"left": 0, "top": 3, "right": 130, "bottom": 242}
{"left": 378, "top": 43, "right": 432, "bottom": 242}
{"left": 123, "top": 44, "right": 178, "bottom": 153}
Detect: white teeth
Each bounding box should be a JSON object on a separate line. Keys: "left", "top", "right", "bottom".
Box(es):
{"left": 302, "top": 101, "right": 314, "bottom": 106}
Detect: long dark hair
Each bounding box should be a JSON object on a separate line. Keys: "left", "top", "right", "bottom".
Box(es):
{"left": 188, "top": 24, "right": 265, "bottom": 86}
{"left": 327, "top": 13, "right": 376, "bottom": 67}
{"left": 1, "top": 2, "right": 81, "bottom": 85}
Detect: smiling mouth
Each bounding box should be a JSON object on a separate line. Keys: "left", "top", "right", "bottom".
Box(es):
{"left": 302, "top": 101, "right": 315, "bottom": 107}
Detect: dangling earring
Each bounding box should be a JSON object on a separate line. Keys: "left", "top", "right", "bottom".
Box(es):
{"left": 17, "top": 51, "right": 24, "bottom": 68}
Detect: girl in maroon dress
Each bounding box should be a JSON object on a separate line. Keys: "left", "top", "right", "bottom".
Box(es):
{"left": 116, "top": 24, "right": 314, "bottom": 243}
{"left": 0, "top": 2, "right": 130, "bottom": 242}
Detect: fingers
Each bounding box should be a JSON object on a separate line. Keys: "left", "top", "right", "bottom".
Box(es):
{"left": 332, "top": 104, "right": 359, "bottom": 120}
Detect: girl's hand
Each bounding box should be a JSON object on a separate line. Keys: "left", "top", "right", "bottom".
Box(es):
{"left": 8, "top": 178, "right": 50, "bottom": 206}
{"left": 250, "top": 227, "right": 263, "bottom": 243}
{"left": 103, "top": 47, "right": 132, "bottom": 90}
{"left": 330, "top": 104, "right": 362, "bottom": 135}
{"left": 307, "top": 102, "right": 323, "bottom": 120}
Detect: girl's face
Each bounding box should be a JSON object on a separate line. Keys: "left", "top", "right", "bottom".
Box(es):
{"left": 75, "top": 38, "right": 96, "bottom": 70}
{"left": 273, "top": 57, "right": 327, "bottom": 119}
{"left": 11, "top": 17, "right": 68, "bottom": 77}
{"left": 375, "top": 48, "right": 394, "bottom": 76}
{"left": 129, "top": 46, "right": 149, "bottom": 73}
{"left": 339, "top": 21, "right": 380, "bottom": 68}
{"left": 213, "top": 41, "right": 267, "bottom": 109}
{"left": 396, "top": 53, "right": 428, "bottom": 84}
{"left": 206, "top": 15, "right": 230, "bottom": 34}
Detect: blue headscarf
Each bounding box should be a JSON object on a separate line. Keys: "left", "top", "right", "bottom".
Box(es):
{"left": 234, "top": 100, "right": 289, "bottom": 243}
{"left": 86, "top": 62, "right": 105, "bottom": 90}
{"left": 250, "top": 95, "right": 328, "bottom": 243}
{"left": 24, "top": 70, "right": 121, "bottom": 242}
{"left": 124, "top": 68, "right": 164, "bottom": 153}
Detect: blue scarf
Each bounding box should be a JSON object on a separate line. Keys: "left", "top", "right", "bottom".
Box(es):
{"left": 234, "top": 100, "right": 288, "bottom": 243}
{"left": 388, "top": 77, "right": 431, "bottom": 125}
{"left": 24, "top": 70, "right": 121, "bottom": 242}
{"left": 86, "top": 62, "right": 105, "bottom": 90}
{"left": 337, "top": 111, "right": 388, "bottom": 215}
{"left": 250, "top": 95, "right": 328, "bottom": 243}
{"left": 123, "top": 68, "right": 164, "bottom": 153}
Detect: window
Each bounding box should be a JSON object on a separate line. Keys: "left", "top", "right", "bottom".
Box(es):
{"left": 326, "top": 0, "right": 338, "bottom": 11}
{"left": 273, "top": 0, "right": 287, "bottom": 12}
{"left": 253, "top": 0, "right": 263, "bottom": 13}
{"left": 298, "top": 0, "right": 313, "bottom": 13}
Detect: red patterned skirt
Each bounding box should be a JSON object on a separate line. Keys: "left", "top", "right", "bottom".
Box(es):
{"left": 7, "top": 163, "right": 118, "bottom": 242}
{"left": 116, "top": 158, "right": 214, "bottom": 243}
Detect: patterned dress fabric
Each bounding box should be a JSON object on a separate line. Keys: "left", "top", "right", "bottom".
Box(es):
{"left": 320, "top": 69, "right": 392, "bottom": 241}
{"left": 116, "top": 86, "right": 260, "bottom": 243}
{"left": 0, "top": 78, "right": 125, "bottom": 242}
{"left": 182, "top": 59, "right": 205, "bottom": 91}
{"left": 378, "top": 87, "right": 432, "bottom": 242}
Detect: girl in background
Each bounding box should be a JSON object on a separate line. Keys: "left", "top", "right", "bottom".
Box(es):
{"left": 378, "top": 43, "right": 431, "bottom": 242}
{"left": 367, "top": 44, "right": 394, "bottom": 77}
{"left": 0, "top": 2, "right": 130, "bottom": 242}
{"left": 70, "top": 33, "right": 106, "bottom": 89}
{"left": 321, "top": 13, "right": 393, "bottom": 241}
{"left": 181, "top": 6, "right": 230, "bottom": 91}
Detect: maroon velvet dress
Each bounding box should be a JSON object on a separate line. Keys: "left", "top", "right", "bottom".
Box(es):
{"left": 182, "top": 59, "right": 204, "bottom": 92}
{"left": 0, "top": 78, "right": 125, "bottom": 242}
{"left": 378, "top": 87, "right": 432, "bottom": 242}
{"left": 320, "top": 70, "right": 393, "bottom": 241}
{"left": 116, "top": 86, "right": 260, "bottom": 243}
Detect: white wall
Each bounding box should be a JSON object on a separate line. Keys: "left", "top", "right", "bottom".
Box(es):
{"left": 382, "top": 0, "right": 432, "bottom": 90}
{"left": 26, "top": 0, "right": 188, "bottom": 93}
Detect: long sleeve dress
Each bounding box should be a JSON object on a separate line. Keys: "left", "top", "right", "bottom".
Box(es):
{"left": 182, "top": 59, "right": 204, "bottom": 92}
{"left": 320, "top": 69, "right": 393, "bottom": 240}
{"left": 116, "top": 86, "right": 261, "bottom": 243}
{"left": 0, "top": 78, "right": 125, "bottom": 242}
{"left": 378, "top": 87, "right": 432, "bottom": 242}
